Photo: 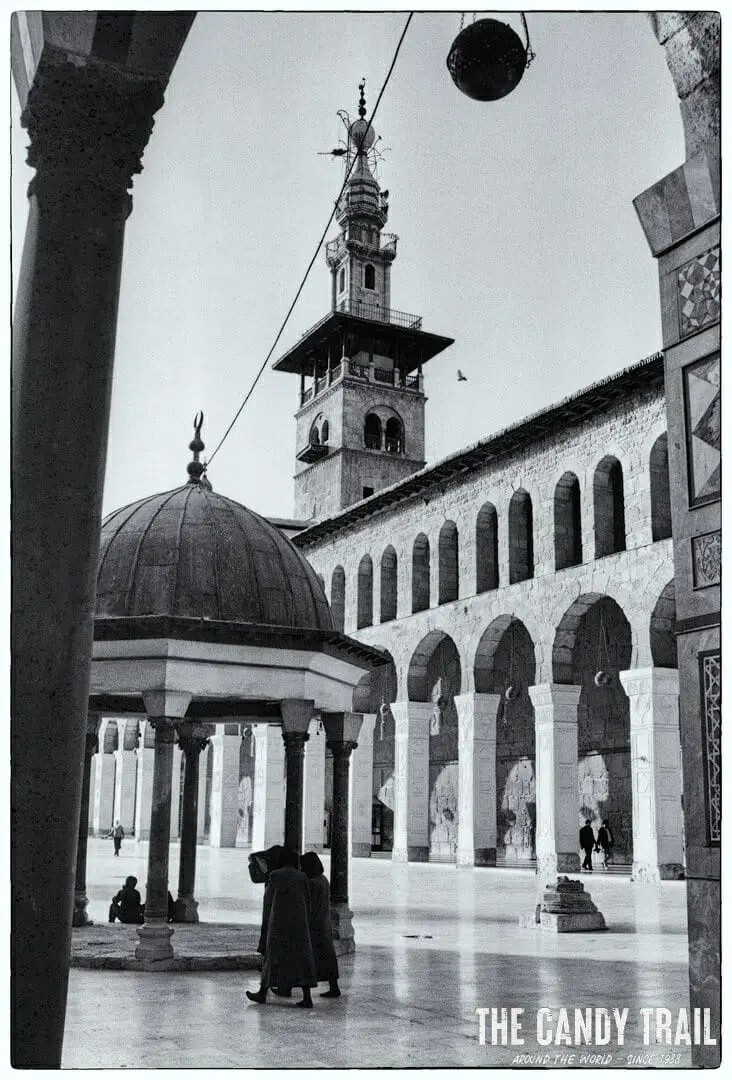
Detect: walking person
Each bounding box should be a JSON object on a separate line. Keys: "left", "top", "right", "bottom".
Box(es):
{"left": 579, "top": 819, "right": 596, "bottom": 872}
{"left": 247, "top": 848, "right": 317, "bottom": 1008}
{"left": 301, "top": 852, "right": 340, "bottom": 998}
{"left": 597, "top": 819, "right": 614, "bottom": 870}
{"left": 111, "top": 820, "right": 125, "bottom": 856}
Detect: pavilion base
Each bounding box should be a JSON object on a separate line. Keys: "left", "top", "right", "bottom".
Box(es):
{"left": 135, "top": 922, "right": 175, "bottom": 962}
{"left": 71, "top": 922, "right": 263, "bottom": 971}
{"left": 352, "top": 843, "right": 372, "bottom": 857}
{"left": 331, "top": 901, "right": 355, "bottom": 954}
{"left": 392, "top": 846, "right": 429, "bottom": 863}
{"left": 519, "top": 876, "right": 607, "bottom": 932}
{"left": 456, "top": 847, "right": 496, "bottom": 868}
{"left": 72, "top": 896, "right": 93, "bottom": 928}
{"left": 174, "top": 897, "right": 200, "bottom": 923}
{"left": 631, "top": 861, "right": 685, "bottom": 883}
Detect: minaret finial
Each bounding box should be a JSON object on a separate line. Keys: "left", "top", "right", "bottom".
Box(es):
{"left": 187, "top": 412, "right": 205, "bottom": 484}
{"left": 358, "top": 78, "right": 366, "bottom": 119}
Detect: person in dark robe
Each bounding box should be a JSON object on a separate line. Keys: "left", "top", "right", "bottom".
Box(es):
{"left": 301, "top": 852, "right": 340, "bottom": 998}
{"left": 247, "top": 848, "right": 317, "bottom": 1008}
{"left": 579, "top": 819, "right": 596, "bottom": 872}
{"left": 108, "top": 876, "right": 144, "bottom": 924}
{"left": 597, "top": 819, "right": 614, "bottom": 870}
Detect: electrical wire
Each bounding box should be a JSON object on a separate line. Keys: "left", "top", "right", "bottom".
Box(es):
{"left": 206, "top": 12, "right": 414, "bottom": 468}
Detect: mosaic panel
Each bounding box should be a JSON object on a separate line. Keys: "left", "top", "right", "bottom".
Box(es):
{"left": 683, "top": 353, "right": 721, "bottom": 506}
{"left": 692, "top": 530, "right": 721, "bottom": 589}
{"left": 699, "top": 651, "right": 721, "bottom": 845}
{"left": 678, "top": 245, "right": 720, "bottom": 337}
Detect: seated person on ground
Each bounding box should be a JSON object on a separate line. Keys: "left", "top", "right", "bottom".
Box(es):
{"left": 109, "top": 876, "right": 144, "bottom": 924}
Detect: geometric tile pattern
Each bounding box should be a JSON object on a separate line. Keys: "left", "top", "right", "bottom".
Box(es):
{"left": 692, "top": 530, "right": 722, "bottom": 588}
{"left": 700, "top": 651, "right": 721, "bottom": 844}
{"left": 684, "top": 353, "right": 721, "bottom": 505}
{"left": 678, "top": 245, "right": 720, "bottom": 337}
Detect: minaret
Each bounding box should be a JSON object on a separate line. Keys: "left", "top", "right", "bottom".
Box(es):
{"left": 273, "top": 83, "right": 454, "bottom": 523}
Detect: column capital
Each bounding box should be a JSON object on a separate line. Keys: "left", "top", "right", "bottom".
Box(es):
{"left": 322, "top": 710, "right": 363, "bottom": 745}
{"left": 142, "top": 690, "right": 191, "bottom": 720}
{"left": 390, "top": 701, "right": 433, "bottom": 731}
{"left": 282, "top": 729, "right": 310, "bottom": 750}
{"left": 528, "top": 682, "right": 582, "bottom": 713}
{"left": 619, "top": 667, "right": 680, "bottom": 699}
{"left": 327, "top": 739, "right": 358, "bottom": 760}
{"left": 454, "top": 692, "right": 501, "bottom": 744}
{"left": 147, "top": 717, "right": 177, "bottom": 743}
{"left": 281, "top": 698, "right": 315, "bottom": 735}
{"left": 176, "top": 731, "right": 210, "bottom": 759}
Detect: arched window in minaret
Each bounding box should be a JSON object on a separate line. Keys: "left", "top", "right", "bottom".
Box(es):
{"left": 508, "top": 490, "right": 534, "bottom": 583}
{"left": 438, "top": 520, "right": 459, "bottom": 604}
{"left": 331, "top": 566, "right": 345, "bottom": 632}
{"left": 364, "top": 413, "right": 382, "bottom": 450}
{"left": 309, "top": 422, "right": 320, "bottom": 446}
{"left": 412, "top": 534, "right": 430, "bottom": 613}
{"left": 385, "top": 416, "right": 404, "bottom": 454}
{"left": 357, "top": 554, "right": 374, "bottom": 629}
{"left": 364, "top": 263, "right": 376, "bottom": 290}
{"left": 321, "top": 420, "right": 329, "bottom": 446}
{"left": 338, "top": 268, "right": 345, "bottom": 294}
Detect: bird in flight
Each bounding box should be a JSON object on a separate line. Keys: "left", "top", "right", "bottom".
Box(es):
{"left": 457, "top": 369, "right": 468, "bottom": 382}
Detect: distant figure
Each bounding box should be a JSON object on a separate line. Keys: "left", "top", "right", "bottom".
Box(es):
{"left": 597, "top": 820, "right": 614, "bottom": 870}
{"left": 247, "top": 848, "right": 317, "bottom": 1008}
{"left": 579, "top": 819, "right": 596, "bottom": 872}
{"left": 109, "top": 876, "right": 144, "bottom": 924}
{"left": 111, "top": 821, "right": 125, "bottom": 856}
{"left": 301, "top": 852, "right": 340, "bottom": 998}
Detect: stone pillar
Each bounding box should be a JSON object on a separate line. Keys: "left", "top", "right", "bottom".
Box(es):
{"left": 302, "top": 719, "right": 326, "bottom": 851}
{"left": 618, "top": 668, "right": 684, "bottom": 882}
{"left": 350, "top": 713, "right": 376, "bottom": 857}
{"left": 91, "top": 740, "right": 115, "bottom": 838}
{"left": 10, "top": 15, "right": 194, "bottom": 1063}
{"left": 169, "top": 742, "right": 182, "bottom": 840}
{"left": 72, "top": 717, "right": 100, "bottom": 927}
{"left": 251, "top": 724, "right": 285, "bottom": 850}
{"left": 390, "top": 701, "right": 432, "bottom": 863}
{"left": 87, "top": 757, "right": 97, "bottom": 833}
{"left": 454, "top": 693, "right": 500, "bottom": 867}
{"left": 528, "top": 684, "right": 582, "bottom": 879}
{"left": 134, "top": 722, "right": 155, "bottom": 842}
{"left": 112, "top": 722, "right": 137, "bottom": 833}
{"left": 323, "top": 712, "right": 363, "bottom": 951}
{"left": 281, "top": 699, "right": 314, "bottom": 853}
{"left": 196, "top": 743, "right": 208, "bottom": 843}
{"left": 208, "top": 725, "right": 240, "bottom": 848}
{"left": 175, "top": 728, "right": 209, "bottom": 923}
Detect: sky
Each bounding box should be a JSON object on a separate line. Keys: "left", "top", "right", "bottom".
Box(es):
{"left": 11, "top": 11, "right": 685, "bottom": 519}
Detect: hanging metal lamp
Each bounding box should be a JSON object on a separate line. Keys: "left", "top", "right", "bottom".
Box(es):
{"left": 447, "top": 13, "right": 535, "bottom": 102}
{"left": 505, "top": 617, "right": 521, "bottom": 702}
{"left": 594, "top": 606, "right": 613, "bottom": 686}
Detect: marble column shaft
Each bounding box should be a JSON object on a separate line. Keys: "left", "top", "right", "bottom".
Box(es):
{"left": 113, "top": 736, "right": 137, "bottom": 833}
{"left": 619, "top": 667, "right": 684, "bottom": 881}
{"left": 208, "top": 728, "right": 240, "bottom": 848}
{"left": 72, "top": 723, "right": 99, "bottom": 927}
{"left": 350, "top": 713, "right": 376, "bottom": 857}
{"left": 91, "top": 749, "right": 115, "bottom": 837}
{"left": 252, "top": 725, "right": 285, "bottom": 850}
{"left": 528, "top": 683, "right": 582, "bottom": 879}
{"left": 134, "top": 726, "right": 155, "bottom": 842}
{"left": 391, "top": 701, "right": 432, "bottom": 863}
{"left": 302, "top": 719, "right": 326, "bottom": 851}
{"left": 454, "top": 693, "right": 500, "bottom": 867}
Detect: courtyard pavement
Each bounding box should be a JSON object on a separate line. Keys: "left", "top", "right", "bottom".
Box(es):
{"left": 62, "top": 840, "right": 692, "bottom": 1068}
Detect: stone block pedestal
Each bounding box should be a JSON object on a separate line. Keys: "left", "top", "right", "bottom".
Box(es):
{"left": 520, "top": 876, "right": 606, "bottom": 932}
{"left": 331, "top": 901, "right": 355, "bottom": 955}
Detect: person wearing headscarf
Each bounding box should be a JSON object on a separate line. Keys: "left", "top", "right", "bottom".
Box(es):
{"left": 301, "top": 851, "right": 340, "bottom": 998}
{"left": 247, "top": 848, "right": 317, "bottom": 1008}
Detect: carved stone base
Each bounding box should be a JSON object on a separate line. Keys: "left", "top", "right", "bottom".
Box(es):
{"left": 457, "top": 847, "right": 496, "bottom": 868}
{"left": 392, "top": 845, "right": 429, "bottom": 863}
{"left": 632, "top": 860, "right": 685, "bottom": 882}
{"left": 536, "top": 852, "right": 581, "bottom": 880}
{"left": 351, "top": 843, "right": 372, "bottom": 858}
{"left": 330, "top": 901, "right": 355, "bottom": 953}
{"left": 135, "top": 922, "right": 174, "bottom": 962}
{"left": 174, "top": 896, "right": 200, "bottom": 923}
{"left": 72, "top": 895, "right": 93, "bottom": 928}
{"left": 521, "top": 876, "right": 606, "bottom": 933}
{"left": 536, "top": 911, "right": 606, "bottom": 932}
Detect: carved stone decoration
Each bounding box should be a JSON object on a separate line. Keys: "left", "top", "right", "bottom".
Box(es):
{"left": 700, "top": 652, "right": 721, "bottom": 844}
{"left": 678, "top": 245, "right": 721, "bottom": 338}
{"left": 519, "top": 876, "right": 607, "bottom": 932}
{"left": 683, "top": 352, "right": 720, "bottom": 506}
{"left": 692, "top": 530, "right": 721, "bottom": 588}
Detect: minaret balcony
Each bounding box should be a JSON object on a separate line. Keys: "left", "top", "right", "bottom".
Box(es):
{"left": 325, "top": 233, "right": 398, "bottom": 267}
{"left": 299, "top": 355, "right": 422, "bottom": 407}
{"left": 296, "top": 441, "right": 330, "bottom": 464}
{"left": 335, "top": 297, "right": 421, "bottom": 329}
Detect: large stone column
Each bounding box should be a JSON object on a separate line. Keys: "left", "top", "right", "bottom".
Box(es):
{"left": 323, "top": 712, "right": 363, "bottom": 951}
{"left": 134, "top": 722, "right": 155, "bottom": 842}
{"left": 302, "top": 719, "right": 326, "bottom": 851}
{"left": 390, "top": 701, "right": 432, "bottom": 863}
{"left": 208, "top": 725, "right": 240, "bottom": 848}
{"left": 91, "top": 724, "right": 115, "bottom": 838}
{"left": 113, "top": 721, "right": 137, "bottom": 832}
{"left": 135, "top": 691, "right": 190, "bottom": 965}
{"left": 72, "top": 716, "right": 100, "bottom": 927}
{"left": 619, "top": 668, "right": 684, "bottom": 882}
{"left": 281, "top": 699, "right": 314, "bottom": 853}
{"left": 350, "top": 713, "right": 376, "bottom": 857}
{"left": 175, "top": 727, "right": 209, "bottom": 923}
{"left": 252, "top": 724, "right": 285, "bottom": 850}
{"left": 454, "top": 693, "right": 500, "bottom": 867}
{"left": 528, "top": 684, "right": 581, "bottom": 879}
{"left": 10, "top": 15, "right": 193, "bottom": 1063}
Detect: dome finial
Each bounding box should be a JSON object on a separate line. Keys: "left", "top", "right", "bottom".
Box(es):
{"left": 187, "top": 412, "right": 206, "bottom": 484}
{"left": 358, "top": 78, "right": 366, "bottom": 119}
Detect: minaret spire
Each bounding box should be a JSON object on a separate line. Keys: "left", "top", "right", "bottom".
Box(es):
{"left": 358, "top": 78, "right": 366, "bottom": 119}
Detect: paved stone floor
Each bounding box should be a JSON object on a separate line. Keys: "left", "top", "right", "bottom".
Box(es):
{"left": 62, "top": 840, "right": 692, "bottom": 1068}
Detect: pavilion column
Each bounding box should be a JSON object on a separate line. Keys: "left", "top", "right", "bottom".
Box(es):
{"left": 72, "top": 715, "right": 100, "bottom": 927}
{"left": 134, "top": 722, "right": 155, "bottom": 842}
{"left": 619, "top": 668, "right": 684, "bottom": 882}
{"left": 528, "top": 684, "right": 581, "bottom": 879}
{"left": 175, "top": 727, "right": 210, "bottom": 923}
{"left": 252, "top": 725, "right": 285, "bottom": 849}
{"left": 302, "top": 718, "right": 326, "bottom": 851}
{"left": 281, "top": 699, "right": 314, "bottom": 853}
{"left": 113, "top": 720, "right": 137, "bottom": 832}
{"left": 323, "top": 711, "right": 363, "bottom": 951}
{"left": 169, "top": 741, "right": 183, "bottom": 840}
{"left": 136, "top": 692, "right": 190, "bottom": 965}
{"left": 196, "top": 743, "right": 209, "bottom": 842}
{"left": 208, "top": 725, "right": 240, "bottom": 848}
{"left": 454, "top": 693, "right": 500, "bottom": 868}
{"left": 390, "top": 701, "right": 432, "bottom": 863}
{"left": 350, "top": 713, "right": 376, "bottom": 857}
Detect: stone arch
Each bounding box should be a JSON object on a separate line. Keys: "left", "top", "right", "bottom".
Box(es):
{"left": 102, "top": 720, "right": 118, "bottom": 754}
{"left": 356, "top": 554, "right": 373, "bottom": 629}
{"left": 554, "top": 471, "right": 583, "bottom": 570}
{"left": 508, "top": 489, "right": 534, "bottom": 583}
{"left": 594, "top": 455, "right": 626, "bottom": 557}
{"left": 309, "top": 420, "right": 320, "bottom": 445}
{"left": 364, "top": 412, "right": 381, "bottom": 451}
{"left": 380, "top": 545, "right": 398, "bottom": 623}
{"left": 438, "top": 520, "right": 459, "bottom": 604}
{"left": 476, "top": 502, "right": 499, "bottom": 593}
{"left": 412, "top": 533, "right": 430, "bottom": 613}
{"left": 554, "top": 593, "right": 633, "bottom": 863}
{"left": 330, "top": 565, "right": 345, "bottom": 632}
{"left": 360, "top": 650, "right": 398, "bottom": 853}
{"left": 650, "top": 579, "right": 677, "bottom": 668}
{"left": 475, "top": 616, "right": 536, "bottom": 864}
{"left": 650, "top": 432, "right": 672, "bottom": 541}
{"left": 384, "top": 415, "right": 404, "bottom": 455}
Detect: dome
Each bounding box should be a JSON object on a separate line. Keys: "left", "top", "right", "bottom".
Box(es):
{"left": 96, "top": 483, "right": 333, "bottom": 631}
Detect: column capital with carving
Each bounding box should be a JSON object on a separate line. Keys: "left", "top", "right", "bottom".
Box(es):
{"left": 619, "top": 667, "right": 680, "bottom": 699}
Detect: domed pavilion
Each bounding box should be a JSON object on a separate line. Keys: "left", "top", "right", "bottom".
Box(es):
{"left": 81, "top": 420, "right": 386, "bottom": 965}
